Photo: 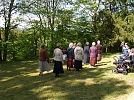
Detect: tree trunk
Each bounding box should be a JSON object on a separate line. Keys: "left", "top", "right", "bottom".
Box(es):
{"left": 3, "top": 30, "right": 9, "bottom": 61}
{"left": 34, "top": 39, "right": 38, "bottom": 57}
{"left": 0, "top": 31, "right": 2, "bottom": 61}
{"left": 106, "top": 47, "right": 108, "bottom": 52}
{"left": 3, "top": 0, "right": 15, "bottom": 61}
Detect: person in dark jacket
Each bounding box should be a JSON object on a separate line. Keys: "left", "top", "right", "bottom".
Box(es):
{"left": 66, "top": 43, "right": 74, "bottom": 70}
{"left": 84, "top": 42, "right": 90, "bottom": 64}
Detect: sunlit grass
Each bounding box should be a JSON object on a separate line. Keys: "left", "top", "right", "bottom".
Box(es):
{"left": 0, "top": 53, "right": 134, "bottom": 100}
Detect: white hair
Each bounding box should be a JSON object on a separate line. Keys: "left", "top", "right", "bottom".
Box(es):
{"left": 97, "top": 40, "right": 100, "bottom": 44}
{"left": 92, "top": 42, "right": 96, "bottom": 46}
{"left": 69, "top": 43, "right": 73, "bottom": 48}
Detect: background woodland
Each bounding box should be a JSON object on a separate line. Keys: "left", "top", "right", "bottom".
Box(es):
{"left": 0, "top": 0, "right": 134, "bottom": 61}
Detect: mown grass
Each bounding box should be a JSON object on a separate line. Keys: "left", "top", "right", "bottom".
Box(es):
{"left": 0, "top": 53, "right": 134, "bottom": 100}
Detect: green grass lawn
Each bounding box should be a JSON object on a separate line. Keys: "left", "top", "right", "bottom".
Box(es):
{"left": 0, "top": 53, "right": 134, "bottom": 100}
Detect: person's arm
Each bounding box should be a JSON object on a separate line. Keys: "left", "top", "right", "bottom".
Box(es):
{"left": 96, "top": 48, "right": 98, "bottom": 57}
{"left": 89, "top": 48, "right": 91, "bottom": 57}
{"left": 120, "top": 42, "right": 124, "bottom": 47}
{"left": 60, "top": 49, "right": 63, "bottom": 61}
{"left": 72, "top": 49, "right": 75, "bottom": 59}
{"left": 74, "top": 48, "right": 76, "bottom": 59}
{"left": 80, "top": 48, "right": 84, "bottom": 60}
{"left": 45, "top": 50, "right": 49, "bottom": 63}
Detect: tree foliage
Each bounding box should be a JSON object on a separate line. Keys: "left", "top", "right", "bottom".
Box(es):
{"left": 0, "top": 0, "right": 133, "bottom": 61}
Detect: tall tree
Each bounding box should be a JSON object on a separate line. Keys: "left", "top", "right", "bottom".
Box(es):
{"left": 0, "top": 0, "right": 36, "bottom": 61}
{"left": 0, "top": 29, "right": 2, "bottom": 61}
{"left": 2, "top": 0, "right": 15, "bottom": 61}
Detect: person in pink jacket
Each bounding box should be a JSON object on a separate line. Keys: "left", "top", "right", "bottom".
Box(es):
{"left": 89, "top": 42, "right": 98, "bottom": 67}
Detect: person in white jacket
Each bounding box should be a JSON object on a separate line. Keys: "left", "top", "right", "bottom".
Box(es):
{"left": 74, "top": 42, "right": 84, "bottom": 71}
{"left": 53, "top": 43, "right": 64, "bottom": 77}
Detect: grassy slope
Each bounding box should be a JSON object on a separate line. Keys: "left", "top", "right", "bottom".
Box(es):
{"left": 0, "top": 53, "right": 134, "bottom": 100}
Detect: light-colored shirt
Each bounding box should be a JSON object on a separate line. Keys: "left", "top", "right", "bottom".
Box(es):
{"left": 53, "top": 48, "right": 63, "bottom": 61}
{"left": 74, "top": 46, "right": 84, "bottom": 60}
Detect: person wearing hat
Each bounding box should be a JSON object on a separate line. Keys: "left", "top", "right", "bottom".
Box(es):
{"left": 53, "top": 43, "right": 64, "bottom": 77}
{"left": 38, "top": 43, "right": 50, "bottom": 76}
{"left": 89, "top": 42, "right": 98, "bottom": 67}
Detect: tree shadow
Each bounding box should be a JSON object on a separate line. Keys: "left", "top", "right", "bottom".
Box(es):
{"left": 0, "top": 60, "right": 133, "bottom": 100}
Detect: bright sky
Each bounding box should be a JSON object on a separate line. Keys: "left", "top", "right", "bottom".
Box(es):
{"left": 0, "top": 13, "right": 39, "bottom": 29}
{"left": 0, "top": 16, "right": 4, "bottom": 27}
{"left": 0, "top": 0, "right": 105, "bottom": 29}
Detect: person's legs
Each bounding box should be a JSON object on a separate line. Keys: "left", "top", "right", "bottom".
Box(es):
{"left": 67, "top": 58, "right": 73, "bottom": 70}
{"left": 39, "top": 72, "right": 43, "bottom": 76}
{"left": 54, "top": 61, "right": 61, "bottom": 77}
{"left": 55, "top": 73, "right": 59, "bottom": 77}
{"left": 39, "top": 61, "right": 43, "bottom": 76}
{"left": 75, "top": 60, "right": 82, "bottom": 71}
{"left": 67, "top": 58, "right": 69, "bottom": 70}
{"left": 90, "top": 57, "right": 94, "bottom": 66}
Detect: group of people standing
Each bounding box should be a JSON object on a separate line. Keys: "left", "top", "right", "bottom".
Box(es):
{"left": 38, "top": 41, "right": 102, "bottom": 77}
{"left": 83, "top": 41, "right": 102, "bottom": 67}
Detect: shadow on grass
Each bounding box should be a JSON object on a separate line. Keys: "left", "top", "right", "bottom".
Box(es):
{"left": 0, "top": 60, "right": 133, "bottom": 100}
{"left": 102, "top": 52, "right": 120, "bottom": 58}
